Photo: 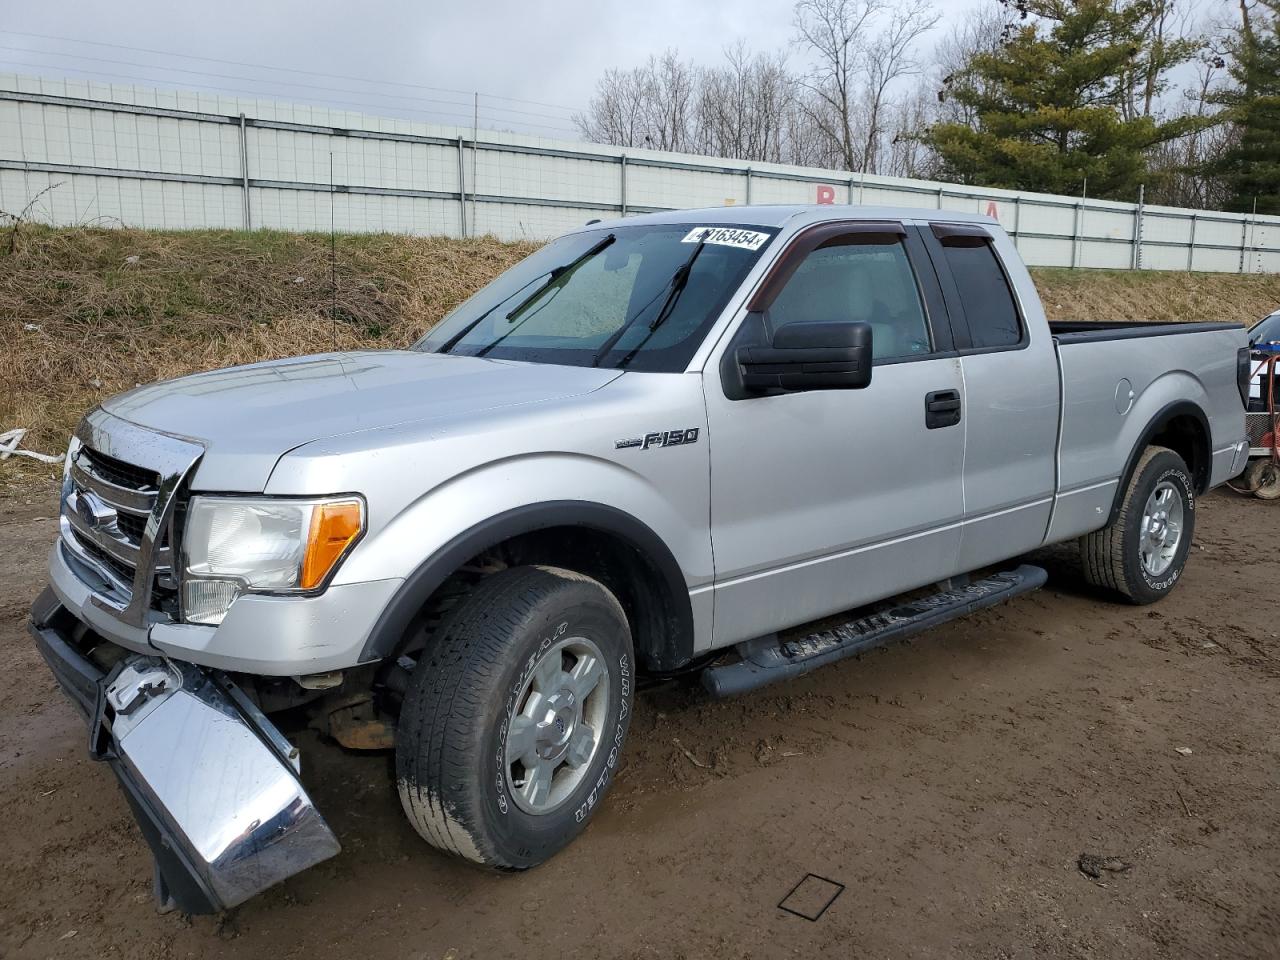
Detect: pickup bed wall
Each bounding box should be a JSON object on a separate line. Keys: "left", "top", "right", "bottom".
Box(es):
{"left": 1047, "top": 325, "right": 1245, "bottom": 544}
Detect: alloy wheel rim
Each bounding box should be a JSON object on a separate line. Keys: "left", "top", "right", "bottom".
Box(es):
{"left": 1139, "top": 480, "right": 1184, "bottom": 577}
{"left": 505, "top": 635, "right": 610, "bottom": 815}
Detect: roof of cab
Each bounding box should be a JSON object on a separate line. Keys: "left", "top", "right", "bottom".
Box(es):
{"left": 576, "top": 204, "right": 998, "bottom": 233}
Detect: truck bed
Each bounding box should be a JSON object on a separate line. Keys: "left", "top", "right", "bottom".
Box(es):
{"left": 1045, "top": 319, "right": 1246, "bottom": 545}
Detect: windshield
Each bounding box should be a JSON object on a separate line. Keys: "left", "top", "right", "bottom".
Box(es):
{"left": 417, "top": 223, "right": 777, "bottom": 371}
{"left": 1250, "top": 310, "right": 1280, "bottom": 345}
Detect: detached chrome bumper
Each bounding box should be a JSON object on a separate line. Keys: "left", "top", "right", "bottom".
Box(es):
{"left": 29, "top": 589, "right": 340, "bottom": 914}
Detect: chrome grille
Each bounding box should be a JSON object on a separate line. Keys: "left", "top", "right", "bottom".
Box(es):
{"left": 79, "top": 445, "right": 159, "bottom": 491}
{"left": 115, "top": 512, "right": 148, "bottom": 541}
{"left": 70, "top": 528, "right": 138, "bottom": 586}
{"left": 62, "top": 445, "right": 172, "bottom": 604}
{"left": 58, "top": 410, "right": 203, "bottom": 626}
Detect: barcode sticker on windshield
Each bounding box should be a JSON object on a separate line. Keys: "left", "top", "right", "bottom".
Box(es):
{"left": 681, "top": 227, "right": 771, "bottom": 250}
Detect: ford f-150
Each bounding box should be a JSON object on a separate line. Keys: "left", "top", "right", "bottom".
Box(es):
{"left": 28, "top": 205, "right": 1251, "bottom": 913}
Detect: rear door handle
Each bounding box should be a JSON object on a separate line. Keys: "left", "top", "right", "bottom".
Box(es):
{"left": 925, "top": 389, "right": 962, "bottom": 429}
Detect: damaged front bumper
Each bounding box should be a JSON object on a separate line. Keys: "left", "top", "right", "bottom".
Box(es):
{"left": 28, "top": 589, "right": 341, "bottom": 914}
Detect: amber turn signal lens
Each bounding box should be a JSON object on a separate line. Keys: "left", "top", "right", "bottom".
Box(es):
{"left": 300, "top": 499, "right": 363, "bottom": 589}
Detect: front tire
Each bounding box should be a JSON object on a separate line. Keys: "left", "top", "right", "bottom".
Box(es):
{"left": 396, "top": 565, "right": 634, "bottom": 869}
{"left": 1080, "top": 445, "right": 1196, "bottom": 604}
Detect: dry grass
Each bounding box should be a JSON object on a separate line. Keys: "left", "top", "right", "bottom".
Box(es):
{"left": 2, "top": 226, "right": 1278, "bottom": 491}
{"left": 1, "top": 227, "right": 534, "bottom": 489}
{"left": 1034, "top": 268, "right": 1280, "bottom": 324}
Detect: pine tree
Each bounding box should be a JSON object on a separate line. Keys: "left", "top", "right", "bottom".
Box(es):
{"left": 921, "top": 0, "right": 1201, "bottom": 200}
{"left": 1213, "top": 0, "right": 1280, "bottom": 214}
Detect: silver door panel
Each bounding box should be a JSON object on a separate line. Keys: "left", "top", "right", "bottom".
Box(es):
{"left": 953, "top": 234, "right": 1061, "bottom": 567}
{"left": 711, "top": 515, "right": 963, "bottom": 646}
{"left": 1043, "top": 479, "right": 1119, "bottom": 543}
{"left": 956, "top": 496, "right": 1054, "bottom": 572}
{"left": 705, "top": 355, "right": 965, "bottom": 647}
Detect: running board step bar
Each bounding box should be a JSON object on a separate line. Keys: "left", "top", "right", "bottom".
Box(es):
{"left": 701, "top": 564, "right": 1048, "bottom": 698}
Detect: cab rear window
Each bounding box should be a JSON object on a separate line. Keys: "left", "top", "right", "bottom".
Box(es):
{"left": 940, "top": 242, "right": 1023, "bottom": 350}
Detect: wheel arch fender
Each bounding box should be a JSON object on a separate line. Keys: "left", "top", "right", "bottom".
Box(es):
{"left": 356, "top": 500, "right": 696, "bottom": 671}
{"left": 1107, "top": 398, "right": 1211, "bottom": 526}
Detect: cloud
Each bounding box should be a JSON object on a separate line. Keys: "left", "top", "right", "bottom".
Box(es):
{"left": 0, "top": 0, "right": 984, "bottom": 136}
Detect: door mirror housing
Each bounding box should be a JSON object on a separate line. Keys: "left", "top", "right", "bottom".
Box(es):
{"left": 735, "top": 321, "right": 873, "bottom": 394}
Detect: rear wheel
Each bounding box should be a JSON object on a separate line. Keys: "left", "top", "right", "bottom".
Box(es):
{"left": 1080, "top": 445, "right": 1196, "bottom": 604}
{"left": 396, "top": 565, "right": 634, "bottom": 869}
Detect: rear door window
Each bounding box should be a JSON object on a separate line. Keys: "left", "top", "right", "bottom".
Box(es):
{"left": 937, "top": 240, "right": 1023, "bottom": 350}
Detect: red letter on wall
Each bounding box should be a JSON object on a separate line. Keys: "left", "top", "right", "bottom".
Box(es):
{"left": 816, "top": 185, "right": 836, "bottom": 205}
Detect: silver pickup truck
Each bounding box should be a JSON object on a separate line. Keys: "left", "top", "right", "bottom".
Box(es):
{"left": 28, "top": 206, "right": 1250, "bottom": 914}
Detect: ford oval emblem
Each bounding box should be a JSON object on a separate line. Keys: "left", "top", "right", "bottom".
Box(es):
{"left": 77, "top": 491, "right": 118, "bottom": 530}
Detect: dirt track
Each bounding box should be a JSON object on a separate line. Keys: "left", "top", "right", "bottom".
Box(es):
{"left": 2, "top": 483, "right": 1277, "bottom": 959}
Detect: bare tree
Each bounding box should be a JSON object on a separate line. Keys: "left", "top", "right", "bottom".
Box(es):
{"left": 792, "top": 0, "right": 940, "bottom": 173}
{"left": 575, "top": 0, "right": 943, "bottom": 176}
{"left": 574, "top": 66, "right": 650, "bottom": 147}
{"left": 1112, "top": 0, "right": 1203, "bottom": 123}
{"left": 856, "top": 0, "right": 940, "bottom": 172}
{"left": 1146, "top": 11, "right": 1238, "bottom": 208}
{"left": 784, "top": 87, "right": 846, "bottom": 167}
{"left": 695, "top": 44, "right": 797, "bottom": 162}
{"left": 645, "top": 51, "right": 698, "bottom": 152}
{"left": 882, "top": 84, "right": 935, "bottom": 178}
{"left": 572, "top": 51, "right": 697, "bottom": 151}
{"left": 576, "top": 42, "right": 817, "bottom": 165}
{"left": 792, "top": 0, "right": 885, "bottom": 170}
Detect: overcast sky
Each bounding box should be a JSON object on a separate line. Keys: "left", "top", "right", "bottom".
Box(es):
{"left": 0, "top": 0, "right": 990, "bottom": 138}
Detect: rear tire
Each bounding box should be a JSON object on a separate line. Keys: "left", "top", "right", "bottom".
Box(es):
{"left": 396, "top": 565, "right": 634, "bottom": 869}
{"left": 1079, "top": 445, "right": 1196, "bottom": 605}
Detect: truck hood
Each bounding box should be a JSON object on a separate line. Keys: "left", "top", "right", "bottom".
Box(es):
{"left": 102, "top": 351, "right": 622, "bottom": 491}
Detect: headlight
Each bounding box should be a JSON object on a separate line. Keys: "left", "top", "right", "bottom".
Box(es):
{"left": 181, "top": 495, "right": 364, "bottom": 625}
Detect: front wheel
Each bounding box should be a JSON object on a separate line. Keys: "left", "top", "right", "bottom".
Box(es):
{"left": 1079, "top": 445, "right": 1196, "bottom": 604}
{"left": 396, "top": 565, "right": 634, "bottom": 869}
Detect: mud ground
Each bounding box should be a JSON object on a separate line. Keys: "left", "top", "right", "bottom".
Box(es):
{"left": 1, "top": 483, "right": 1277, "bottom": 959}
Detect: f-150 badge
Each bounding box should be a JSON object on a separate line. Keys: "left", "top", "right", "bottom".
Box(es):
{"left": 616, "top": 428, "right": 700, "bottom": 451}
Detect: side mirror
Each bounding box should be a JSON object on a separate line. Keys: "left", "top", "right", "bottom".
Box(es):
{"left": 735, "top": 321, "right": 873, "bottom": 393}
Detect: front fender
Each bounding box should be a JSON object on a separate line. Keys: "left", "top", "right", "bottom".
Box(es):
{"left": 351, "top": 497, "right": 697, "bottom": 666}
{"left": 262, "top": 372, "right": 713, "bottom": 666}
{"left": 327, "top": 451, "right": 711, "bottom": 668}
{"left": 332, "top": 451, "right": 710, "bottom": 589}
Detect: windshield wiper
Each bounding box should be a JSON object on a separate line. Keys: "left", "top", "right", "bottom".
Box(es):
{"left": 592, "top": 238, "right": 708, "bottom": 368}
{"left": 438, "top": 233, "right": 615, "bottom": 355}
{"left": 474, "top": 234, "right": 618, "bottom": 358}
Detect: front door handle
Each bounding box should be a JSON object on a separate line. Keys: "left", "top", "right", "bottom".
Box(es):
{"left": 925, "top": 389, "right": 962, "bottom": 429}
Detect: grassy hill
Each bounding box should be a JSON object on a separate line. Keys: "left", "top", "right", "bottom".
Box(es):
{"left": 3, "top": 226, "right": 1278, "bottom": 487}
